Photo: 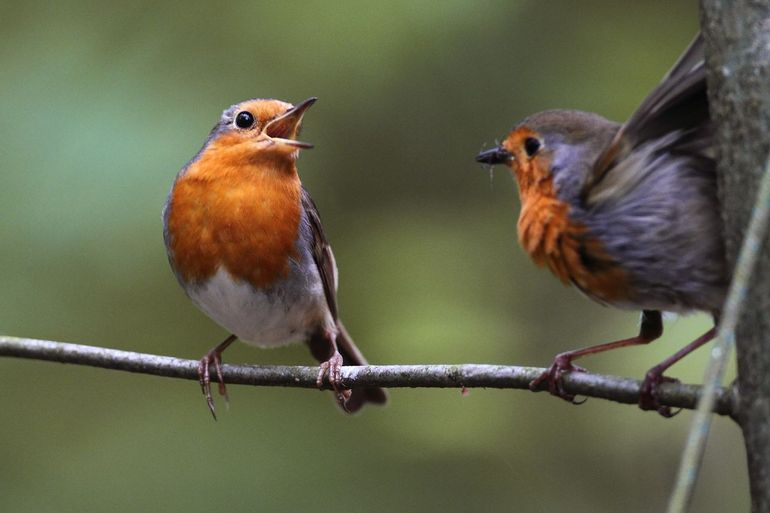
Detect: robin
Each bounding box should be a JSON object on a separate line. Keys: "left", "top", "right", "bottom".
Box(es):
{"left": 475, "top": 34, "right": 726, "bottom": 416}
{"left": 163, "top": 97, "right": 387, "bottom": 418}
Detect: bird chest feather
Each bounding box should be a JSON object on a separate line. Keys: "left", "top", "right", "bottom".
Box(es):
{"left": 517, "top": 178, "right": 630, "bottom": 304}
{"left": 166, "top": 157, "right": 302, "bottom": 290}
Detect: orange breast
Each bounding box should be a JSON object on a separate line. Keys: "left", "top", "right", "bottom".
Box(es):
{"left": 517, "top": 179, "right": 630, "bottom": 305}
{"left": 166, "top": 142, "right": 302, "bottom": 290}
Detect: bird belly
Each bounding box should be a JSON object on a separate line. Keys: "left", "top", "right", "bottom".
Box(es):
{"left": 577, "top": 161, "right": 727, "bottom": 314}
{"left": 186, "top": 264, "right": 329, "bottom": 347}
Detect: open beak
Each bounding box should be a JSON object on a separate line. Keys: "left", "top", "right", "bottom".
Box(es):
{"left": 262, "top": 97, "right": 317, "bottom": 149}
{"left": 475, "top": 146, "right": 512, "bottom": 165}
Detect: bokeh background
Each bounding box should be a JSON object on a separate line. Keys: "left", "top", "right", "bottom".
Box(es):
{"left": 0, "top": 1, "right": 746, "bottom": 511}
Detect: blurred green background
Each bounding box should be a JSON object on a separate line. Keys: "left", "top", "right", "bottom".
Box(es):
{"left": 0, "top": 1, "right": 746, "bottom": 511}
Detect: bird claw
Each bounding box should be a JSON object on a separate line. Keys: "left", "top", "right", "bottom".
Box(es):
{"left": 639, "top": 370, "right": 681, "bottom": 417}
{"left": 198, "top": 349, "right": 229, "bottom": 420}
{"left": 317, "top": 351, "right": 351, "bottom": 410}
{"left": 316, "top": 351, "right": 342, "bottom": 388}
{"left": 529, "top": 354, "right": 588, "bottom": 405}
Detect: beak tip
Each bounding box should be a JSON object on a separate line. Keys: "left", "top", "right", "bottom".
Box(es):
{"left": 475, "top": 147, "right": 511, "bottom": 165}
{"left": 300, "top": 97, "right": 318, "bottom": 109}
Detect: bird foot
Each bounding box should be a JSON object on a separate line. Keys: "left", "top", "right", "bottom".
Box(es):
{"left": 198, "top": 349, "right": 229, "bottom": 420}
{"left": 317, "top": 351, "right": 351, "bottom": 409}
{"left": 529, "top": 353, "right": 588, "bottom": 404}
{"left": 639, "top": 370, "right": 681, "bottom": 417}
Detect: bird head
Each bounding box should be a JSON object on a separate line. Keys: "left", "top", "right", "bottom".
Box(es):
{"left": 206, "top": 97, "right": 317, "bottom": 163}
{"left": 476, "top": 110, "right": 619, "bottom": 198}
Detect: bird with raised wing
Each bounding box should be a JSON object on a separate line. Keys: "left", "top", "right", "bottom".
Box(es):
{"left": 476, "top": 35, "right": 726, "bottom": 416}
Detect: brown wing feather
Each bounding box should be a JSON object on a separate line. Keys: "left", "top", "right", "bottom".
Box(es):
{"left": 301, "top": 187, "right": 339, "bottom": 320}
{"left": 623, "top": 33, "right": 706, "bottom": 141}
{"left": 584, "top": 33, "right": 709, "bottom": 199}
{"left": 301, "top": 188, "right": 388, "bottom": 412}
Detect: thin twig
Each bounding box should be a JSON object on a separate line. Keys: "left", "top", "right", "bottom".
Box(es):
{"left": 667, "top": 153, "right": 770, "bottom": 513}
{"left": 0, "top": 335, "right": 737, "bottom": 415}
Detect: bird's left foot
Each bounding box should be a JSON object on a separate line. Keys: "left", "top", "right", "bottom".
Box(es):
{"left": 529, "top": 353, "right": 588, "bottom": 404}
{"left": 197, "top": 334, "right": 237, "bottom": 420}
{"left": 639, "top": 369, "right": 681, "bottom": 417}
{"left": 198, "top": 349, "right": 228, "bottom": 420}
{"left": 317, "top": 351, "right": 351, "bottom": 409}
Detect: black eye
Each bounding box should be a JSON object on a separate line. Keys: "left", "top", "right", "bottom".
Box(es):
{"left": 235, "top": 111, "right": 255, "bottom": 129}
{"left": 524, "top": 137, "right": 541, "bottom": 157}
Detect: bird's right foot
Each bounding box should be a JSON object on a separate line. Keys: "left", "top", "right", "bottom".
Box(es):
{"left": 529, "top": 353, "right": 588, "bottom": 404}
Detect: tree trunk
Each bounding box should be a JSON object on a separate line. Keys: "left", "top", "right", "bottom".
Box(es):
{"left": 700, "top": 3, "right": 770, "bottom": 511}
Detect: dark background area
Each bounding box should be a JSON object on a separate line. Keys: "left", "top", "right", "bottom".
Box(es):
{"left": 0, "top": 1, "right": 745, "bottom": 511}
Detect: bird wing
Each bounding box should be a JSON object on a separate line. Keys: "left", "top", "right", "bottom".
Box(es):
{"left": 582, "top": 33, "right": 710, "bottom": 204}
{"left": 301, "top": 187, "right": 339, "bottom": 320}
{"left": 301, "top": 188, "right": 389, "bottom": 410}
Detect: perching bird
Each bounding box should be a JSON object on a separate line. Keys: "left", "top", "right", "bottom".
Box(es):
{"left": 163, "top": 97, "right": 387, "bottom": 417}
{"left": 475, "top": 34, "right": 726, "bottom": 416}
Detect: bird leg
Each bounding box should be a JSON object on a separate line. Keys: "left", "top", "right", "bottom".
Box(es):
{"left": 530, "top": 310, "right": 663, "bottom": 404}
{"left": 639, "top": 327, "right": 716, "bottom": 417}
{"left": 198, "top": 334, "right": 237, "bottom": 420}
{"left": 315, "top": 330, "right": 352, "bottom": 410}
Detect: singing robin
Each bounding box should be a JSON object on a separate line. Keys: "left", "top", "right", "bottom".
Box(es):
{"left": 475, "top": 34, "right": 727, "bottom": 416}
{"left": 163, "top": 97, "right": 387, "bottom": 417}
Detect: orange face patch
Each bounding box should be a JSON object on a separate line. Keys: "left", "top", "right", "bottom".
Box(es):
{"left": 237, "top": 99, "right": 294, "bottom": 128}
{"left": 502, "top": 127, "right": 552, "bottom": 185}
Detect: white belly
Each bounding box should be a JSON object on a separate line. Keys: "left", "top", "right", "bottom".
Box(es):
{"left": 187, "top": 265, "right": 329, "bottom": 347}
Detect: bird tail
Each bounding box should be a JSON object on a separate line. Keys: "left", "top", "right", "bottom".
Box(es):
{"left": 306, "top": 321, "right": 388, "bottom": 413}
{"left": 335, "top": 321, "right": 388, "bottom": 413}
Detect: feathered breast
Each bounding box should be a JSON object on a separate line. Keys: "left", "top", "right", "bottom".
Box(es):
{"left": 517, "top": 177, "right": 631, "bottom": 305}
{"left": 165, "top": 149, "right": 302, "bottom": 290}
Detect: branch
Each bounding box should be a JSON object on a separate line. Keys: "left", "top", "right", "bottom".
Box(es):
{"left": 0, "top": 335, "right": 737, "bottom": 415}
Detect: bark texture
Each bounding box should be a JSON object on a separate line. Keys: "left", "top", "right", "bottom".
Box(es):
{"left": 700, "top": 3, "right": 770, "bottom": 511}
